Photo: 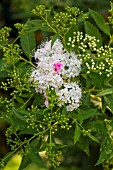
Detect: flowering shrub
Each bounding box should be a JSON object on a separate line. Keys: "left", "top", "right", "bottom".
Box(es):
{"left": 1, "top": 2, "right": 113, "bottom": 169}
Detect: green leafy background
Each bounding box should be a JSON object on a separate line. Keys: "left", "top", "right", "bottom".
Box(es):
{"left": 0, "top": 1, "right": 113, "bottom": 170}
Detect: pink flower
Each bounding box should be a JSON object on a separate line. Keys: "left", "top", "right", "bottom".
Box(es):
{"left": 53, "top": 62, "right": 63, "bottom": 73}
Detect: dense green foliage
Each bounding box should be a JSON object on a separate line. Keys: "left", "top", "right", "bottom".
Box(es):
{"left": 1, "top": 2, "right": 113, "bottom": 170}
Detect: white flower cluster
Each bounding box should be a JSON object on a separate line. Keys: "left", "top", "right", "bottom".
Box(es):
{"left": 31, "top": 39, "right": 82, "bottom": 111}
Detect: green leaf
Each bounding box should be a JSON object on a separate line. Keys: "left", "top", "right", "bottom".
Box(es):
{"left": 96, "top": 88, "right": 113, "bottom": 96}
{"left": 86, "top": 120, "right": 107, "bottom": 134}
{"left": 15, "top": 96, "right": 25, "bottom": 104}
{"left": 84, "top": 20, "right": 102, "bottom": 47}
{"left": 18, "top": 108, "right": 30, "bottom": 116}
{"left": 101, "top": 96, "right": 107, "bottom": 113}
{"left": 78, "top": 108, "right": 101, "bottom": 123}
{"left": 0, "top": 71, "right": 8, "bottom": 78}
{"left": 37, "top": 108, "right": 48, "bottom": 115}
{"left": 9, "top": 115, "right": 26, "bottom": 130}
{"left": 51, "top": 33, "right": 59, "bottom": 48}
{"left": 82, "top": 109, "right": 100, "bottom": 120}
{"left": 65, "top": 25, "right": 78, "bottom": 40}
{"left": 89, "top": 9, "right": 111, "bottom": 36}
{"left": 96, "top": 137, "right": 112, "bottom": 165}
{"left": 33, "top": 93, "right": 45, "bottom": 107}
{"left": 11, "top": 108, "right": 28, "bottom": 130}
{"left": 29, "top": 19, "right": 53, "bottom": 32}
{"left": 82, "top": 93, "right": 91, "bottom": 106}
{"left": 65, "top": 25, "right": 78, "bottom": 51}
{"left": 18, "top": 155, "right": 31, "bottom": 170}
{"left": 20, "top": 31, "right": 36, "bottom": 60}
{"left": 12, "top": 107, "right": 26, "bottom": 121}
{"left": 20, "top": 93, "right": 34, "bottom": 98}
{"left": 55, "top": 144, "right": 67, "bottom": 150}
{"left": 1, "top": 151, "right": 14, "bottom": 168}
{"left": 0, "top": 59, "right": 7, "bottom": 70}
{"left": 19, "top": 128, "right": 37, "bottom": 135}
{"left": 85, "top": 78, "right": 92, "bottom": 90}
{"left": 29, "top": 19, "right": 44, "bottom": 26}
{"left": 89, "top": 72, "right": 103, "bottom": 88}
{"left": 103, "top": 95, "right": 113, "bottom": 113}
{"left": 110, "top": 1, "right": 113, "bottom": 9}
{"left": 87, "top": 133, "right": 99, "bottom": 143}
{"left": 27, "top": 143, "right": 46, "bottom": 168}
{"left": 74, "top": 124, "right": 81, "bottom": 144}
{"left": 0, "top": 111, "right": 4, "bottom": 117}
{"left": 78, "top": 135, "right": 89, "bottom": 156}
{"left": 62, "top": 105, "right": 67, "bottom": 115}
{"left": 77, "top": 111, "right": 83, "bottom": 125}
{"left": 31, "top": 138, "right": 42, "bottom": 149}
{"left": 96, "top": 150, "right": 110, "bottom": 165}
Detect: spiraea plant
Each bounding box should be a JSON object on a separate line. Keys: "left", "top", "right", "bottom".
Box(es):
{"left": 1, "top": 2, "right": 113, "bottom": 170}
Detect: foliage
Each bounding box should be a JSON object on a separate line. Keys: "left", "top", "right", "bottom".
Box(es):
{"left": 10, "top": 0, "right": 110, "bottom": 20}
{"left": 1, "top": 2, "right": 113, "bottom": 170}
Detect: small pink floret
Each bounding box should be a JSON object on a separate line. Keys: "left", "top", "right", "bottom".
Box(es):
{"left": 53, "top": 62, "right": 63, "bottom": 73}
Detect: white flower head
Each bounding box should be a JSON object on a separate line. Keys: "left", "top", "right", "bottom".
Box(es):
{"left": 31, "top": 38, "right": 82, "bottom": 111}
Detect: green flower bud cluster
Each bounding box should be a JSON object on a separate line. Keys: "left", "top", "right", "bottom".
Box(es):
{"left": 65, "top": 6, "right": 82, "bottom": 18}
{"left": 0, "top": 97, "right": 13, "bottom": 119}
{"left": 5, "top": 127, "right": 21, "bottom": 151}
{"left": 67, "top": 31, "right": 113, "bottom": 77}
{"left": 81, "top": 46, "right": 113, "bottom": 77}
{"left": 25, "top": 107, "right": 47, "bottom": 136}
{"left": 45, "top": 143, "right": 62, "bottom": 168}
{"left": 0, "top": 96, "right": 5, "bottom": 105}
{"left": 0, "top": 96, "right": 14, "bottom": 118}
{"left": 12, "top": 70, "right": 32, "bottom": 94}
{"left": 32, "top": 5, "right": 85, "bottom": 38}
{"left": 108, "top": 9, "right": 113, "bottom": 24}
{"left": 3, "top": 44, "right": 22, "bottom": 64}
{"left": 46, "top": 87, "right": 59, "bottom": 108}
{"left": 1, "top": 69, "right": 32, "bottom": 94}
{"left": 82, "top": 129, "right": 92, "bottom": 137}
{"left": 14, "top": 23, "right": 28, "bottom": 35}
{"left": 43, "top": 111, "right": 72, "bottom": 133}
{"left": 0, "top": 27, "right": 11, "bottom": 43}
{"left": 0, "top": 68, "right": 34, "bottom": 119}
{"left": 67, "top": 31, "right": 98, "bottom": 51}
{"left": 51, "top": 12, "right": 71, "bottom": 33}
{"left": 108, "top": 2, "right": 113, "bottom": 25}
{"left": 32, "top": 5, "right": 50, "bottom": 17}
{"left": 51, "top": 7, "right": 83, "bottom": 34}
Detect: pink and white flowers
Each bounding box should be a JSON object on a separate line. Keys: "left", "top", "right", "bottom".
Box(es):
{"left": 31, "top": 39, "right": 82, "bottom": 111}
{"left": 53, "top": 62, "right": 63, "bottom": 74}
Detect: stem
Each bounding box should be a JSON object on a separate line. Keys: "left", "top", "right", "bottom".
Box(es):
{"left": 12, "top": 35, "right": 20, "bottom": 44}
{"left": 1, "top": 145, "right": 21, "bottom": 164}
{"left": 83, "top": 86, "right": 95, "bottom": 93}
{"left": 0, "top": 43, "right": 38, "bottom": 69}
{"left": 106, "top": 75, "right": 113, "bottom": 84}
{"left": 50, "top": 127, "right": 52, "bottom": 145}
{"left": 14, "top": 132, "right": 23, "bottom": 150}
{"left": 70, "top": 115, "right": 84, "bottom": 130}
{"left": 28, "top": 127, "right": 50, "bottom": 142}
{"left": 18, "top": 55, "right": 38, "bottom": 69}
{"left": 41, "top": 16, "right": 64, "bottom": 42}
{"left": 108, "top": 35, "right": 113, "bottom": 47}
{"left": 19, "top": 93, "right": 34, "bottom": 109}
{"left": 1, "top": 127, "right": 49, "bottom": 166}
{"left": 63, "top": 25, "right": 74, "bottom": 46}
{"left": 41, "top": 16, "right": 57, "bottom": 34}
